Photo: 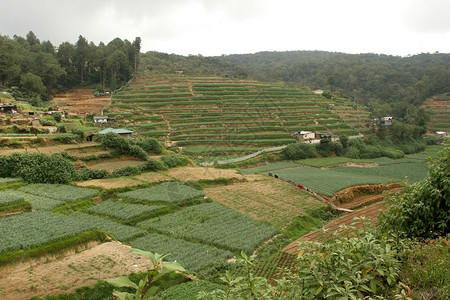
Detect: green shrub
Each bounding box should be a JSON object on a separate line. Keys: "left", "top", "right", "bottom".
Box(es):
{"left": 78, "top": 167, "right": 108, "bottom": 181}
{"left": 0, "top": 152, "right": 77, "bottom": 184}
{"left": 134, "top": 137, "right": 162, "bottom": 154}
{"left": 160, "top": 155, "right": 181, "bottom": 168}
{"left": 283, "top": 143, "right": 317, "bottom": 160}
{"left": 344, "top": 146, "right": 360, "bottom": 159}
{"left": 378, "top": 145, "right": 449, "bottom": 239}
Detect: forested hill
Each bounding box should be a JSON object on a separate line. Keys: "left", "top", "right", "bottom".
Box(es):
{"left": 140, "top": 51, "right": 248, "bottom": 78}
{"left": 216, "top": 51, "right": 450, "bottom": 118}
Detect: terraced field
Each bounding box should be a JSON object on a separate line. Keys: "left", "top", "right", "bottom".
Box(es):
{"left": 107, "top": 75, "right": 358, "bottom": 156}
{"left": 331, "top": 104, "right": 371, "bottom": 134}
{"left": 420, "top": 94, "right": 450, "bottom": 132}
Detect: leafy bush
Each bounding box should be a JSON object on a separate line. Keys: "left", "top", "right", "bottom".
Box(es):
{"left": 283, "top": 142, "right": 317, "bottom": 160}
{"left": 378, "top": 145, "right": 449, "bottom": 239}
{"left": 78, "top": 167, "right": 108, "bottom": 181}
{"left": 344, "top": 146, "right": 360, "bottom": 158}
{"left": 134, "top": 137, "right": 162, "bottom": 154}
{"left": 0, "top": 152, "right": 77, "bottom": 184}
{"left": 160, "top": 155, "right": 181, "bottom": 168}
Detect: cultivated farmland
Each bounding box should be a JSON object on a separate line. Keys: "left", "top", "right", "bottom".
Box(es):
{"left": 130, "top": 234, "right": 233, "bottom": 272}
{"left": 18, "top": 184, "right": 99, "bottom": 203}
{"left": 138, "top": 202, "right": 279, "bottom": 253}
{"left": 107, "top": 75, "right": 358, "bottom": 156}
{"left": 0, "top": 211, "right": 94, "bottom": 254}
{"left": 203, "top": 177, "right": 324, "bottom": 229}
{"left": 118, "top": 181, "right": 205, "bottom": 204}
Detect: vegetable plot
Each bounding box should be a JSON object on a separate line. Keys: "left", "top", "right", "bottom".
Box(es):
{"left": 18, "top": 184, "right": 98, "bottom": 202}
{"left": 88, "top": 200, "right": 166, "bottom": 221}
{"left": 130, "top": 233, "right": 233, "bottom": 272}
{"left": 118, "top": 181, "right": 204, "bottom": 204}
{"left": 69, "top": 212, "right": 147, "bottom": 242}
{"left": 0, "top": 211, "right": 93, "bottom": 253}
{"left": 138, "top": 203, "right": 279, "bottom": 253}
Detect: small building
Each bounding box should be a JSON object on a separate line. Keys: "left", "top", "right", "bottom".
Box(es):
{"left": 0, "top": 103, "right": 17, "bottom": 113}
{"left": 313, "top": 89, "right": 324, "bottom": 94}
{"left": 93, "top": 116, "right": 115, "bottom": 124}
{"left": 315, "top": 132, "right": 336, "bottom": 142}
{"left": 294, "top": 131, "right": 315, "bottom": 141}
{"left": 87, "top": 128, "right": 134, "bottom": 141}
{"left": 174, "top": 70, "right": 184, "bottom": 74}
{"left": 373, "top": 117, "right": 393, "bottom": 127}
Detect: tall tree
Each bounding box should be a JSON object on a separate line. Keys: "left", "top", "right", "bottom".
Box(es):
{"left": 132, "top": 37, "right": 142, "bottom": 76}
{"left": 74, "top": 35, "right": 89, "bottom": 84}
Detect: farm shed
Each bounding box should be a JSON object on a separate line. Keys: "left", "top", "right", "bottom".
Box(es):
{"left": 87, "top": 128, "right": 134, "bottom": 141}
{"left": 313, "top": 89, "right": 324, "bottom": 94}
{"left": 294, "top": 131, "right": 315, "bottom": 141}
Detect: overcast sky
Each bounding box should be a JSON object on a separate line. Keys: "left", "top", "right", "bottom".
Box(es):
{"left": 1, "top": 0, "right": 449, "bottom": 56}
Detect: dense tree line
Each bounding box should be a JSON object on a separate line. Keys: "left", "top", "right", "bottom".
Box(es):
{"left": 218, "top": 51, "right": 450, "bottom": 120}
{"left": 140, "top": 51, "right": 249, "bottom": 78}
{"left": 0, "top": 31, "right": 141, "bottom": 105}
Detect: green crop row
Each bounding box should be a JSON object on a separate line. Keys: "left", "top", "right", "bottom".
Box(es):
{"left": 182, "top": 146, "right": 262, "bottom": 154}
{"left": 18, "top": 184, "right": 99, "bottom": 203}
{"left": 0, "top": 211, "right": 93, "bottom": 253}
{"left": 173, "top": 132, "right": 293, "bottom": 141}
{"left": 118, "top": 182, "right": 204, "bottom": 204}
{"left": 274, "top": 166, "right": 396, "bottom": 197}
{"left": 138, "top": 203, "right": 279, "bottom": 253}
{"left": 69, "top": 212, "right": 147, "bottom": 242}
{"left": 0, "top": 190, "right": 25, "bottom": 207}
{"left": 130, "top": 233, "right": 233, "bottom": 272}
{"left": 176, "top": 139, "right": 295, "bottom": 147}
{"left": 9, "top": 191, "right": 64, "bottom": 210}
{"left": 239, "top": 162, "right": 301, "bottom": 175}
{"left": 88, "top": 201, "right": 166, "bottom": 222}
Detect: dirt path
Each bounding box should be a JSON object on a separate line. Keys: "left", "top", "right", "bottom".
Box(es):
{"left": 0, "top": 241, "right": 153, "bottom": 300}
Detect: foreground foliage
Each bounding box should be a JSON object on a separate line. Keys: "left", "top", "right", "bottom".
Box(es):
{"left": 378, "top": 145, "right": 449, "bottom": 239}
{"left": 107, "top": 249, "right": 187, "bottom": 300}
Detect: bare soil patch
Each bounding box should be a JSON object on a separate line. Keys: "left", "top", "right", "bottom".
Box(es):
{"left": 0, "top": 241, "right": 152, "bottom": 300}
{"left": 52, "top": 89, "right": 111, "bottom": 116}
{"left": 76, "top": 171, "right": 172, "bottom": 189}
{"left": 165, "top": 166, "right": 245, "bottom": 182}
{"left": 86, "top": 157, "right": 146, "bottom": 172}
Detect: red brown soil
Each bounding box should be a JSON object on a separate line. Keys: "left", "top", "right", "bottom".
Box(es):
{"left": 52, "top": 89, "right": 111, "bottom": 116}
{"left": 283, "top": 201, "right": 385, "bottom": 254}
{"left": 0, "top": 241, "right": 153, "bottom": 300}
